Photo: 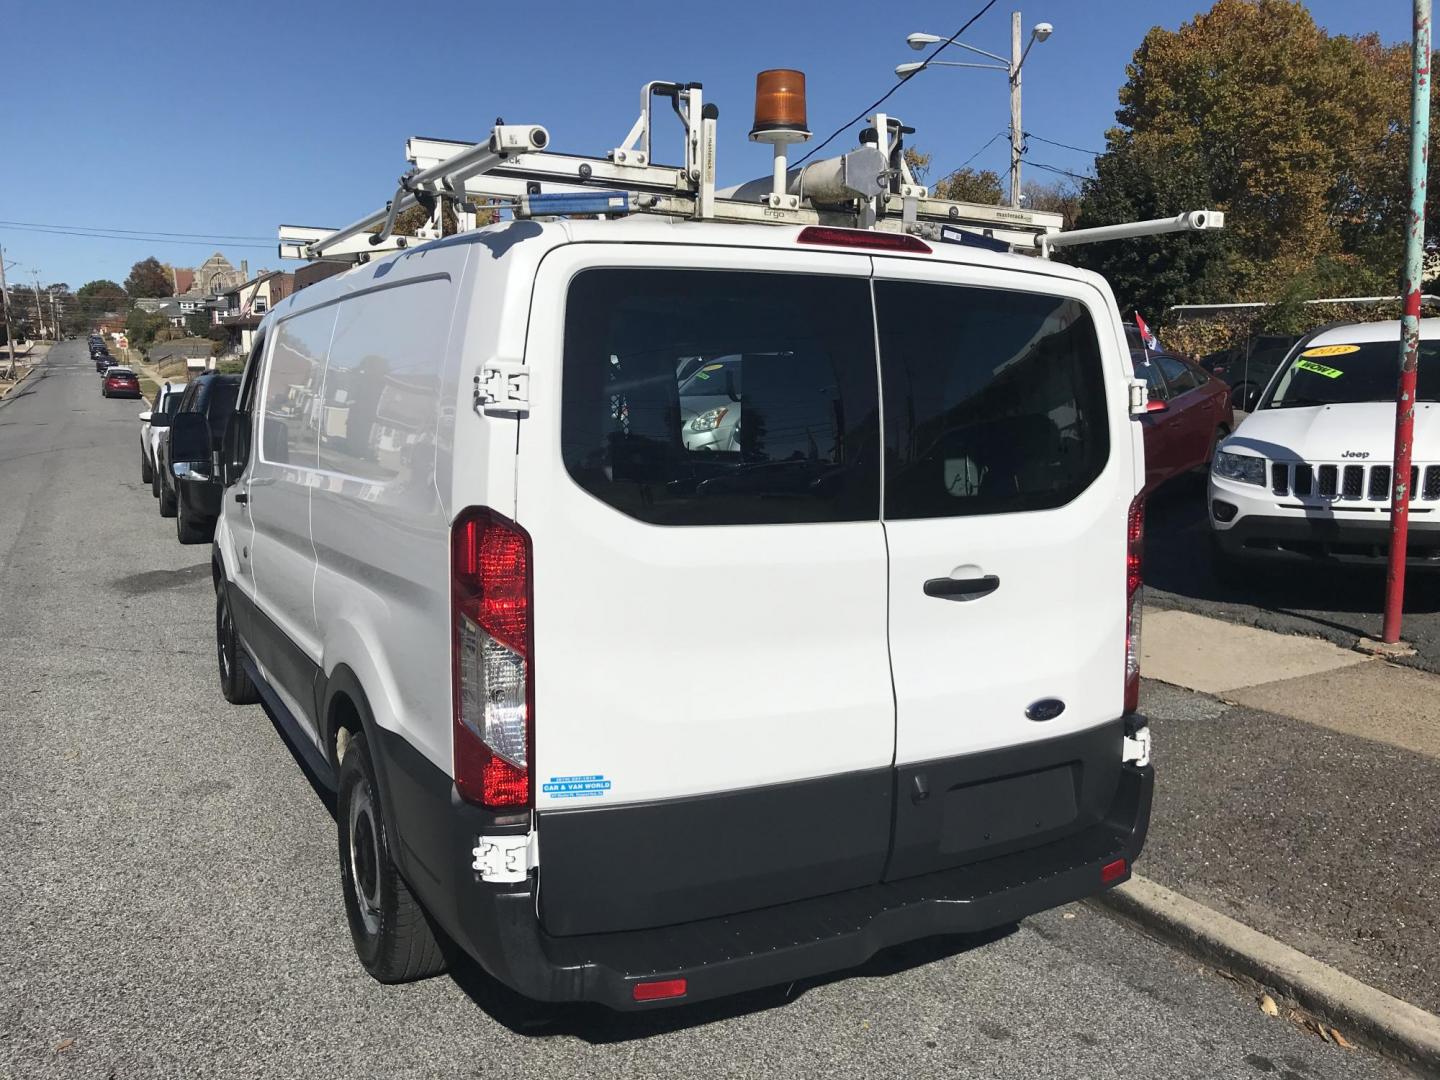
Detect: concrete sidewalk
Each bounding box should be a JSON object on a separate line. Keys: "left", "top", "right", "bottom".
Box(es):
{"left": 1136, "top": 605, "right": 1440, "bottom": 1026}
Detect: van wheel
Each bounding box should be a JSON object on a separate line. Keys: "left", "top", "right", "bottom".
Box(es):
{"left": 151, "top": 466, "right": 161, "bottom": 499}
{"left": 337, "top": 729, "right": 447, "bottom": 983}
{"left": 140, "top": 448, "right": 153, "bottom": 485}
{"left": 176, "top": 496, "right": 210, "bottom": 544}
{"left": 158, "top": 481, "right": 177, "bottom": 518}
{"left": 216, "top": 586, "right": 260, "bottom": 705}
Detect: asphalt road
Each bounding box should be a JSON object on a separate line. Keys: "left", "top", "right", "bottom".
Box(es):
{"left": 0, "top": 342, "right": 1410, "bottom": 1079}
{"left": 1144, "top": 472, "right": 1440, "bottom": 672}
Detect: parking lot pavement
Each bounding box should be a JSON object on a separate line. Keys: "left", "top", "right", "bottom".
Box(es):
{"left": 1143, "top": 476, "right": 1440, "bottom": 673}
{"left": 0, "top": 342, "right": 1413, "bottom": 1079}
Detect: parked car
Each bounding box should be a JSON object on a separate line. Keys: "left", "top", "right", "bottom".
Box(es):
{"left": 138, "top": 382, "right": 185, "bottom": 488}
{"left": 152, "top": 372, "right": 240, "bottom": 543}
{"left": 100, "top": 367, "right": 141, "bottom": 398}
{"left": 677, "top": 354, "right": 743, "bottom": 451}
{"left": 1199, "top": 333, "right": 1303, "bottom": 412}
{"left": 94, "top": 353, "right": 115, "bottom": 373}
{"left": 193, "top": 218, "right": 1154, "bottom": 1010}
{"left": 1132, "top": 349, "right": 1234, "bottom": 492}
{"left": 1210, "top": 319, "right": 1440, "bottom": 573}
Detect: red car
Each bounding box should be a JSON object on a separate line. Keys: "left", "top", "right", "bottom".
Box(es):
{"left": 101, "top": 367, "right": 142, "bottom": 399}
{"left": 1132, "top": 350, "right": 1233, "bottom": 492}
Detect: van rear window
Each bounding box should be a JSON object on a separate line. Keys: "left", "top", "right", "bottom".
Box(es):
{"left": 560, "top": 269, "right": 881, "bottom": 525}
{"left": 875, "top": 282, "right": 1109, "bottom": 518}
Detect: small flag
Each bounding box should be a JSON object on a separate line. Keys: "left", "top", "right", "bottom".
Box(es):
{"left": 1133, "top": 311, "right": 1158, "bottom": 352}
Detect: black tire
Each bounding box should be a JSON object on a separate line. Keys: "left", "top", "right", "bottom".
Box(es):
{"left": 158, "top": 479, "right": 177, "bottom": 518}
{"left": 140, "top": 446, "right": 153, "bottom": 485}
{"left": 216, "top": 585, "right": 260, "bottom": 705}
{"left": 150, "top": 465, "right": 161, "bottom": 499}
{"left": 337, "top": 729, "right": 447, "bottom": 983}
{"left": 176, "top": 494, "right": 211, "bottom": 544}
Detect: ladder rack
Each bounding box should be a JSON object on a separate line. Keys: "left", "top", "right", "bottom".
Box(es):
{"left": 280, "top": 76, "right": 1221, "bottom": 263}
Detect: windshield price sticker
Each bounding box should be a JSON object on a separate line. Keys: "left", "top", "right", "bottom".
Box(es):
{"left": 1300, "top": 344, "right": 1360, "bottom": 358}
{"left": 1296, "top": 359, "right": 1345, "bottom": 379}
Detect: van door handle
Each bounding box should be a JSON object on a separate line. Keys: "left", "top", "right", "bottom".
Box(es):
{"left": 924, "top": 575, "right": 1000, "bottom": 601}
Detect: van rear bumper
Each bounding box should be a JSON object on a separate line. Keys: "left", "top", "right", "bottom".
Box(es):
{"left": 387, "top": 725, "right": 1153, "bottom": 1011}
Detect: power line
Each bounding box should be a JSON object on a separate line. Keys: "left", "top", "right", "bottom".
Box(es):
{"left": 795, "top": 0, "right": 1001, "bottom": 167}
{"left": 1024, "top": 158, "right": 1093, "bottom": 183}
{"left": 0, "top": 223, "right": 274, "bottom": 249}
{"left": 1022, "top": 132, "right": 1104, "bottom": 157}
{"left": 0, "top": 219, "right": 272, "bottom": 242}
{"left": 939, "top": 130, "right": 1007, "bottom": 179}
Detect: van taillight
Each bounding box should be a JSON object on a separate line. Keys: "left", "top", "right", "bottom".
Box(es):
{"left": 452, "top": 508, "right": 533, "bottom": 808}
{"left": 1124, "top": 497, "right": 1144, "bottom": 714}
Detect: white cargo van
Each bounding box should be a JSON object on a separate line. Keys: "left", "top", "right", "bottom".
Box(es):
{"left": 176, "top": 215, "right": 1154, "bottom": 1008}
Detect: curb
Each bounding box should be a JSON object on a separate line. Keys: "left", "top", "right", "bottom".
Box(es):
{"left": 1092, "top": 874, "right": 1440, "bottom": 1075}
{"left": 0, "top": 355, "right": 42, "bottom": 407}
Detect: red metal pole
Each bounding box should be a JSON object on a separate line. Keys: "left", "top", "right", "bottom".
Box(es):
{"left": 1384, "top": 0, "right": 1433, "bottom": 644}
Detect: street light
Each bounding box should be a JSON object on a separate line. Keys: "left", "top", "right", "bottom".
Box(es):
{"left": 898, "top": 11, "right": 1053, "bottom": 208}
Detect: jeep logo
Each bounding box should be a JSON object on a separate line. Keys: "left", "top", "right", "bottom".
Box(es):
{"left": 1341, "top": 450, "right": 1371, "bottom": 459}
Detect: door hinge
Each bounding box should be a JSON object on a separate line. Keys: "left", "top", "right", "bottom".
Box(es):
{"left": 475, "top": 358, "right": 530, "bottom": 416}
{"left": 1122, "top": 726, "right": 1151, "bottom": 768}
{"left": 1128, "top": 378, "right": 1149, "bottom": 417}
{"left": 471, "top": 831, "right": 537, "bottom": 884}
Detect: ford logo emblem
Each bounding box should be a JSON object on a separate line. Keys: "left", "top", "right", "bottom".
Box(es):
{"left": 1026, "top": 698, "right": 1066, "bottom": 722}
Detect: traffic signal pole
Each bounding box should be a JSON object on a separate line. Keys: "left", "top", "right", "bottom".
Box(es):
{"left": 1383, "top": 0, "right": 1433, "bottom": 644}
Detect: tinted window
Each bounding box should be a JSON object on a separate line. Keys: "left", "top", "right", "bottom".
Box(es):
{"left": 561, "top": 269, "right": 880, "bottom": 525}
{"left": 1267, "top": 340, "right": 1440, "bottom": 408}
{"left": 1156, "top": 355, "right": 1200, "bottom": 393}
{"left": 1132, "top": 353, "right": 1170, "bottom": 400}
{"left": 263, "top": 306, "right": 337, "bottom": 467}
{"left": 876, "top": 282, "right": 1109, "bottom": 518}
{"left": 319, "top": 280, "right": 449, "bottom": 481}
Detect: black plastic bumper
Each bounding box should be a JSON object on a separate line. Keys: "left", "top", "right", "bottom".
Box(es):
{"left": 380, "top": 724, "right": 1153, "bottom": 1011}
{"left": 1214, "top": 513, "right": 1440, "bottom": 567}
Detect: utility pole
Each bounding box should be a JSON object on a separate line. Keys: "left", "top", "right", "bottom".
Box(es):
{"left": 0, "top": 244, "right": 15, "bottom": 380}
{"left": 1382, "top": 0, "right": 1432, "bottom": 645}
{"left": 1009, "top": 10, "right": 1023, "bottom": 209}
{"left": 31, "top": 271, "right": 45, "bottom": 340}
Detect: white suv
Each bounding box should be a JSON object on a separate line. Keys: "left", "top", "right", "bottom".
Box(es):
{"left": 1210, "top": 319, "right": 1440, "bottom": 572}
{"left": 198, "top": 218, "right": 1154, "bottom": 1009}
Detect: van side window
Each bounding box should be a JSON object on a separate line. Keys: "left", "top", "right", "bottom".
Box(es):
{"left": 875, "top": 282, "right": 1109, "bottom": 518}
{"left": 560, "top": 269, "right": 880, "bottom": 526}
{"left": 262, "top": 307, "right": 336, "bottom": 468}
{"left": 319, "top": 279, "right": 450, "bottom": 481}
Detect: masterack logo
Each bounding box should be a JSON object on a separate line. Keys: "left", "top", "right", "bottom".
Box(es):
{"left": 1341, "top": 450, "right": 1371, "bottom": 459}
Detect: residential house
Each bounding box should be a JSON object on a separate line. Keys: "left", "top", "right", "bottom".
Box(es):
{"left": 213, "top": 270, "right": 294, "bottom": 355}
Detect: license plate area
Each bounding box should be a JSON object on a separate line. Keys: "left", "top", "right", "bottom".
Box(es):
{"left": 885, "top": 719, "right": 1124, "bottom": 882}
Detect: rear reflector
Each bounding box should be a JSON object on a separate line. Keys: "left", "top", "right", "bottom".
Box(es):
{"left": 1124, "top": 497, "right": 1144, "bottom": 714}
{"left": 632, "top": 978, "right": 688, "bottom": 1002}
{"left": 1101, "top": 858, "right": 1128, "bottom": 884}
{"left": 796, "top": 226, "right": 931, "bottom": 254}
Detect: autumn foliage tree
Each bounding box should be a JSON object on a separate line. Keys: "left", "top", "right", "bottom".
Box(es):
{"left": 1072, "top": 0, "right": 1431, "bottom": 319}
{"left": 124, "top": 257, "right": 172, "bottom": 298}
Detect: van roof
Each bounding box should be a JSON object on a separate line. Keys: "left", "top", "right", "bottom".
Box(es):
{"left": 266, "top": 217, "right": 1111, "bottom": 325}
{"left": 1308, "top": 318, "right": 1440, "bottom": 346}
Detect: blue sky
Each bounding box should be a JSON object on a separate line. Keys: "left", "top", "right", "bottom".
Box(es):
{"left": 0, "top": 0, "right": 1415, "bottom": 290}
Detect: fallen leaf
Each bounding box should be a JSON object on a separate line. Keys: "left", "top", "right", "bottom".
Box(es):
{"left": 1260, "top": 994, "right": 1279, "bottom": 1017}
{"left": 54, "top": 1039, "right": 74, "bottom": 1054}
{"left": 1063, "top": 913, "right": 1076, "bottom": 920}
{"left": 1331, "top": 1029, "right": 1355, "bottom": 1049}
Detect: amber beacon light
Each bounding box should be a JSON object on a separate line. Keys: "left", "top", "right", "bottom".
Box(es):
{"left": 750, "top": 69, "right": 812, "bottom": 208}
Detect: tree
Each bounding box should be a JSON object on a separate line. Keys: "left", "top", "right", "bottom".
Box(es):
{"left": 124, "top": 306, "right": 168, "bottom": 348}
{"left": 1021, "top": 180, "right": 1082, "bottom": 230}
{"left": 1072, "top": 0, "right": 1431, "bottom": 317}
{"left": 74, "top": 279, "right": 128, "bottom": 325}
{"left": 933, "top": 168, "right": 1005, "bottom": 205}
{"left": 125, "top": 257, "right": 172, "bottom": 298}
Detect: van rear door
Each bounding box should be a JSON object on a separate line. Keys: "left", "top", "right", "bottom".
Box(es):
{"left": 871, "top": 261, "right": 1132, "bottom": 880}
{"left": 518, "top": 246, "right": 896, "bottom": 936}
